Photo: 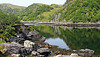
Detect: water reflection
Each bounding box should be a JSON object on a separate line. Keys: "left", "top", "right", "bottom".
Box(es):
{"left": 45, "top": 37, "right": 70, "bottom": 50}
{"left": 28, "top": 25, "right": 100, "bottom": 55}
{"left": 25, "top": 23, "right": 38, "bottom": 25}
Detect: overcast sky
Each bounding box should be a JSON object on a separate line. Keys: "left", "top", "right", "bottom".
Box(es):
{"left": 0, "top": 0, "right": 66, "bottom": 7}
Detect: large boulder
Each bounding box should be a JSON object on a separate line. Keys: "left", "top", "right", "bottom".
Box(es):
{"left": 0, "top": 42, "right": 24, "bottom": 53}
{"left": 5, "top": 46, "right": 21, "bottom": 54}
{"left": 24, "top": 40, "right": 39, "bottom": 51}
{"left": 24, "top": 40, "right": 35, "bottom": 48}
{"left": 1, "top": 42, "right": 24, "bottom": 55}
{"left": 37, "top": 48, "right": 50, "bottom": 56}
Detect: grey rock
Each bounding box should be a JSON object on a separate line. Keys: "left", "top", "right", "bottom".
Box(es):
{"left": 79, "top": 49, "right": 94, "bottom": 54}
{"left": 37, "top": 48, "right": 50, "bottom": 53}
{"left": 70, "top": 53, "right": 81, "bottom": 57}
{"left": 19, "top": 47, "right": 32, "bottom": 56}
{"left": 9, "top": 36, "right": 25, "bottom": 43}
{"left": 24, "top": 40, "right": 35, "bottom": 48}
{"left": 24, "top": 40, "right": 39, "bottom": 51}
{"left": 11, "top": 54, "right": 20, "bottom": 57}
{"left": 10, "top": 42, "right": 24, "bottom": 47}
{"left": 31, "top": 51, "right": 39, "bottom": 56}
{"left": 53, "top": 53, "right": 81, "bottom": 57}
{"left": 6, "top": 46, "right": 21, "bottom": 54}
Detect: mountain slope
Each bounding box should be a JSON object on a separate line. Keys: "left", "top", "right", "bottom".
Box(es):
{"left": 20, "top": 3, "right": 62, "bottom": 21}
{"left": 52, "top": 0, "right": 100, "bottom": 23}
{"left": 0, "top": 3, "right": 26, "bottom": 15}
{"left": 19, "top": 3, "right": 44, "bottom": 18}
{"left": 20, "top": 4, "right": 54, "bottom": 21}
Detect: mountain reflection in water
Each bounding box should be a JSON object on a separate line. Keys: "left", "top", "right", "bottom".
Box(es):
{"left": 27, "top": 24, "right": 100, "bottom": 55}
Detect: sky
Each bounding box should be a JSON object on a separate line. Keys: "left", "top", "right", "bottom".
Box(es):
{"left": 0, "top": 0, "right": 66, "bottom": 7}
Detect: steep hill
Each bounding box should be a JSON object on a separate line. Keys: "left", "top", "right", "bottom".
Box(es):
{"left": 20, "top": 4, "right": 54, "bottom": 21}
{"left": 20, "top": 3, "right": 62, "bottom": 21}
{"left": 0, "top": 3, "right": 26, "bottom": 15}
{"left": 52, "top": 0, "right": 100, "bottom": 23}
{"left": 19, "top": 3, "right": 44, "bottom": 18}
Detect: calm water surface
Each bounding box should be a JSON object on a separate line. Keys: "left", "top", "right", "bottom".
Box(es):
{"left": 27, "top": 24, "right": 100, "bottom": 55}
{"left": 45, "top": 37, "right": 70, "bottom": 50}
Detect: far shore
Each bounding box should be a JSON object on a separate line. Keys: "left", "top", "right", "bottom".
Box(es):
{"left": 20, "top": 21, "right": 100, "bottom": 27}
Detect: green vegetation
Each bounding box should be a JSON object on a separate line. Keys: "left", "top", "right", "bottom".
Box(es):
{"left": 0, "top": 10, "right": 19, "bottom": 39}
{"left": 19, "top": 3, "right": 43, "bottom": 19}
{"left": 0, "top": 0, "right": 99, "bottom": 23}
{"left": 0, "top": 3, "right": 26, "bottom": 15}
{"left": 21, "top": 5, "right": 54, "bottom": 21}
{"left": 55, "top": 0, "right": 100, "bottom": 23}
{"left": 37, "top": 8, "right": 59, "bottom": 22}
{"left": 0, "top": 9, "right": 19, "bottom": 52}
{"left": 18, "top": 3, "right": 62, "bottom": 22}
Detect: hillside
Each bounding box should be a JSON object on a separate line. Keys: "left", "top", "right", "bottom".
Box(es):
{"left": 0, "top": 3, "right": 26, "bottom": 15}
{"left": 52, "top": 0, "right": 100, "bottom": 23}
{"left": 36, "top": 4, "right": 62, "bottom": 22}
{"left": 19, "top": 3, "right": 44, "bottom": 20}
{"left": 20, "top": 3, "right": 62, "bottom": 21}
{"left": 0, "top": 3, "right": 62, "bottom": 22}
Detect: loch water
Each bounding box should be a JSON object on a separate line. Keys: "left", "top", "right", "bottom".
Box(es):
{"left": 25, "top": 24, "right": 100, "bottom": 55}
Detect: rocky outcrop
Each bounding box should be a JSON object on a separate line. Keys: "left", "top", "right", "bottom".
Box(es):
{"left": 0, "top": 40, "right": 51, "bottom": 57}
{"left": 6, "top": 26, "right": 45, "bottom": 43}
{"left": 20, "top": 26, "right": 46, "bottom": 41}
{"left": 37, "top": 48, "right": 51, "bottom": 56}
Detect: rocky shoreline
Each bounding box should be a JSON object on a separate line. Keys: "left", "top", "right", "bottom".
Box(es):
{"left": 0, "top": 25, "right": 95, "bottom": 57}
